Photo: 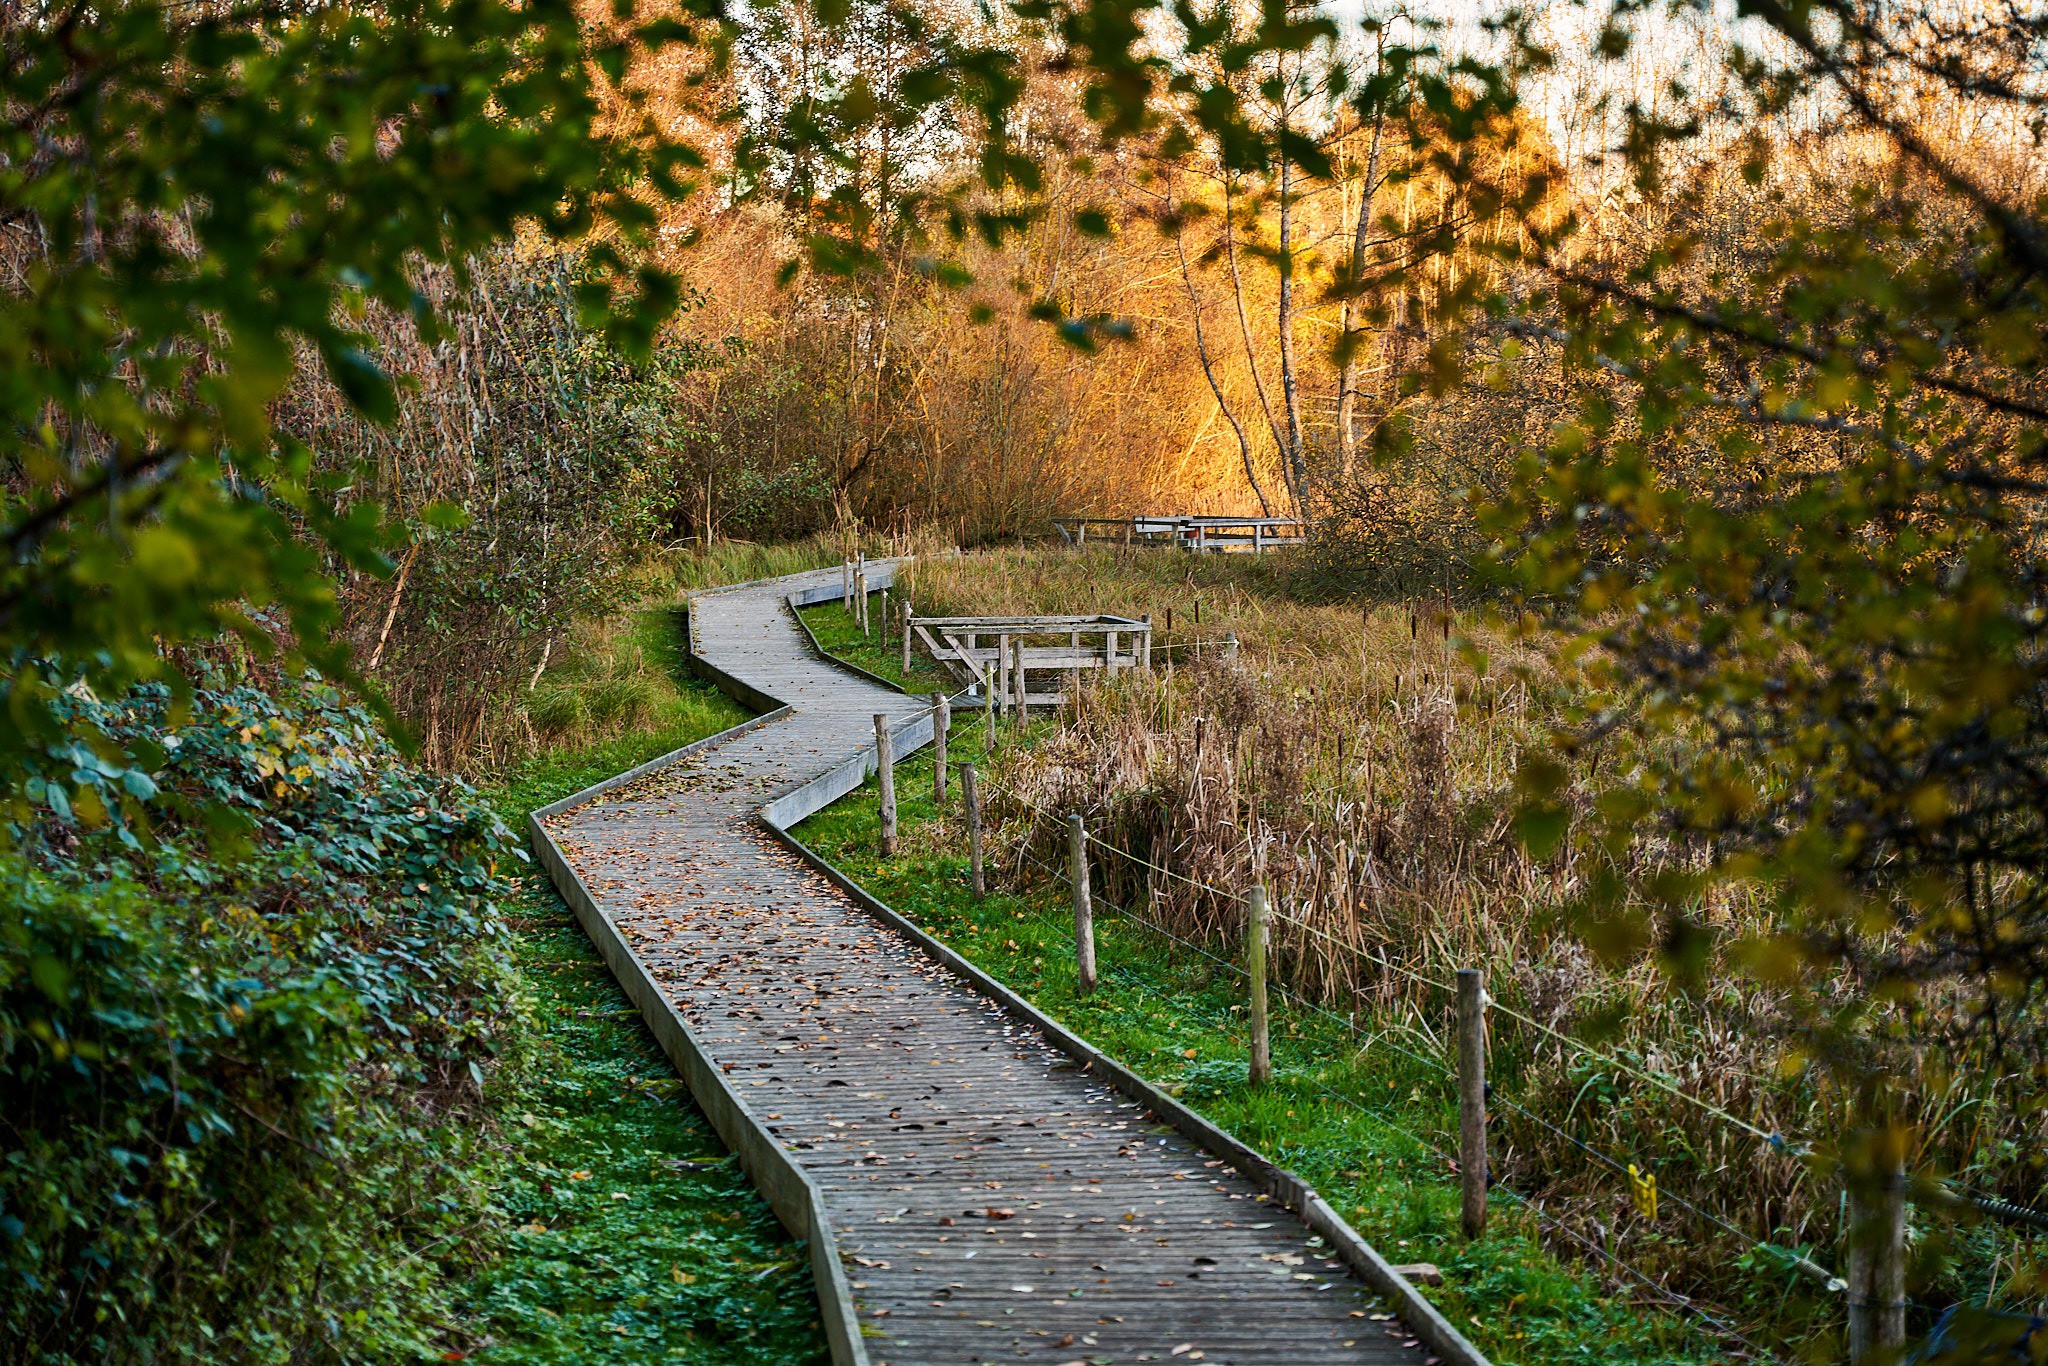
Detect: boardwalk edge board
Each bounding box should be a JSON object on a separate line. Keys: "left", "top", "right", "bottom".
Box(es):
{"left": 780, "top": 566, "right": 979, "bottom": 707}
{"left": 529, "top": 564, "right": 1490, "bottom": 1366}
{"left": 764, "top": 822, "right": 1491, "bottom": 1366}
{"left": 524, "top": 712, "right": 874, "bottom": 1365}
{"left": 784, "top": 588, "right": 922, "bottom": 699}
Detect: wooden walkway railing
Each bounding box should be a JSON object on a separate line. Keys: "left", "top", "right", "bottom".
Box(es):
{"left": 526, "top": 562, "right": 1486, "bottom": 1366}
{"left": 909, "top": 613, "right": 1152, "bottom": 711}
{"left": 1053, "top": 514, "right": 1304, "bottom": 554}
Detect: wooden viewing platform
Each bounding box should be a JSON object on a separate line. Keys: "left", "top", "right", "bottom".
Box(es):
{"left": 909, "top": 613, "right": 1152, "bottom": 713}
{"left": 1052, "top": 514, "right": 1304, "bottom": 554}
{"left": 526, "top": 563, "right": 1485, "bottom": 1366}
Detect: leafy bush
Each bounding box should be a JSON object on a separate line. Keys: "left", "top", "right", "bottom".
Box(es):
{"left": 0, "top": 674, "right": 519, "bottom": 1363}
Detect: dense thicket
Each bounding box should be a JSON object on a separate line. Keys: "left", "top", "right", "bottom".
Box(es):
{"left": 1, "top": 673, "right": 515, "bottom": 1362}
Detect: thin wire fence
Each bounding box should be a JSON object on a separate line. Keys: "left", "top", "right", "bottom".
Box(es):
{"left": 989, "top": 771, "right": 1803, "bottom": 1155}
{"left": 1004, "top": 828, "right": 1788, "bottom": 1362}
{"left": 974, "top": 773, "right": 1877, "bottom": 1292}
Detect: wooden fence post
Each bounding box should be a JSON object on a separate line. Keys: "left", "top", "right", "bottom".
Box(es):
{"left": 880, "top": 588, "right": 890, "bottom": 645}
{"left": 1223, "top": 631, "right": 1239, "bottom": 665}
{"left": 1247, "top": 886, "right": 1271, "bottom": 1086}
{"left": 984, "top": 667, "right": 996, "bottom": 746}
{"left": 1846, "top": 1136, "right": 1907, "bottom": 1364}
{"left": 873, "top": 714, "right": 896, "bottom": 855}
{"left": 1013, "top": 638, "right": 1028, "bottom": 724}
{"left": 901, "top": 602, "right": 913, "bottom": 675}
{"left": 962, "top": 763, "right": 984, "bottom": 897}
{"left": 1069, "top": 814, "right": 1096, "bottom": 994}
{"left": 1457, "top": 968, "right": 1488, "bottom": 1239}
{"left": 996, "top": 633, "right": 1010, "bottom": 716}
{"left": 1140, "top": 615, "right": 1152, "bottom": 670}
{"left": 930, "top": 693, "right": 948, "bottom": 805}
{"left": 855, "top": 557, "right": 867, "bottom": 634}
{"left": 842, "top": 558, "right": 851, "bottom": 612}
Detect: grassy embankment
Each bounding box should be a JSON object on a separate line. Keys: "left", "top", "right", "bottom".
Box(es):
{"left": 450, "top": 534, "right": 954, "bottom": 1361}
{"left": 453, "top": 599, "right": 824, "bottom": 1365}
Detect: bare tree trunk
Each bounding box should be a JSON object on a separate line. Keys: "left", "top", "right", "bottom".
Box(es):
{"left": 366, "top": 542, "right": 421, "bottom": 673}
{"left": 1337, "top": 96, "right": 1388, "bottom": 477}
{"left": 1177, "top": 207, "right": 1273, "bottom": 516}
{"left": 1276, "top": 150, "right": 1307, "bottom": 507}
{"left": 1224, "top": 178, "right": 1289, "bottom": 476}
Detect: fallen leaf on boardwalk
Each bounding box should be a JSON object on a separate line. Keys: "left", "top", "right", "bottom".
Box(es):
{"left": 984, "top": 1207, "right": 1015, "bottom": 1220}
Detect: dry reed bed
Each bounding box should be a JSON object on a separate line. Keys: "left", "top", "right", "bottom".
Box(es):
{"left": 898, "top": 545, "right": 2027, "bottom": 1335}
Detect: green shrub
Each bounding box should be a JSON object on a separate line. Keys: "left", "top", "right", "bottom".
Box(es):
{"left": 0, "top": 675, "right": 519, "bottom": 1363}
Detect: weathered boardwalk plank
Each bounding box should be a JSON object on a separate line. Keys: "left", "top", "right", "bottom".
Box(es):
{"left": 539, "top": 564, "right": 1465, "bottom": 1365}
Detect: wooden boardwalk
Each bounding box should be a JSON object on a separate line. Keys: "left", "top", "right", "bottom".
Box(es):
{"left": 538, "top": 565, "right": 1468, "bottom": 1366}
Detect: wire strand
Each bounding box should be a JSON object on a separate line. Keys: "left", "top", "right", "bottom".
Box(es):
{"left": 995, "top": 785, "right": 1836, "bottom": 1320}
{"left": 981, "top": 767, "right": 1802, "bottom": 1156}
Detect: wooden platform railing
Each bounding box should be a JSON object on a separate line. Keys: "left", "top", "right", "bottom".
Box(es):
{"left": 907, "top": 613, "right": 1151, "bottom": 711}
{"left": 1052, "top": 514, "right": 1303, "bottom": 553}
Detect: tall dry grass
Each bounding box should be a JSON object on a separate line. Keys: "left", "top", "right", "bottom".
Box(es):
{"left": 897, "top": 544, "right": 2037, "bottom": 1331}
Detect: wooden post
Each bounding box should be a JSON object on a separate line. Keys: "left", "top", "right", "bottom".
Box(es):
{"left": 962, "top": 763, "right": 984, "bottom": 897}
{"left": 1457, "top": 968, "right": 1488, "bottom": 1239}
{"left": 984, "top": 664, "right": 996, "bottom": 745}
{"left": 901, "top": 602, "right": 912, "bottom": 675}
{"left": 930, "top": 693, "right": 949, "bottom": 805}
{"left": 1254, "top": 522, "right": 1264, "bottom": 554}
{"left": 996, "top": 633, "right": 1010, "bottom": 716}
{"left": 1069, "top": 628, "right": 1081, "bottom": 701}
{"left": 1224, "top": 631, "right": 1239, "bottom": 665}
{"left": 1246, "top": 886, "right": 1271, "bottom": 1085}
{"left": 1013, "top": 637, "right": 1028, "bottom": 723}
{"left": 1846, "top": 1136, "right": 1907, "bottom": 1364}
{"left": 873, "top": 714, "right": 896, "bottom": 856}
{"left": 880, "top": 587, "right": 890, "bottom": 645}
{"left": 1106, "top": 629, "right": 1119, "bottom": 678}
{"left": 1140, "top": 615, "right": 1152, "bottom": 670}
{"left": 842, "top": 558, "right": 851, "bottom": 612}
{"left": 855, "top": 558, "right": 867, "bottom": 634}
{"left": 1069, "top": 814, "right": 1096, "bottom": 994}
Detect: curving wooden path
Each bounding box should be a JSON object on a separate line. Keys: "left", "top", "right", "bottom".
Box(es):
{"left": 538, "top": 564, "right": 1465, "bottom": 1366}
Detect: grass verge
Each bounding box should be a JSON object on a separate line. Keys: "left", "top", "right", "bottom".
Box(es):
{"left": 453, "top": 611, "right": 826, "bottom": 1365}
{"left": 795, "top": 597, "right": 960, "bottom": 694}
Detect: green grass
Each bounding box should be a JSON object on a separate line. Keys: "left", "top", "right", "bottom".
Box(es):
{"left": 795, "top": 597, "right": 959, "bottom": 694}
{"left": 453, "top": 615, "right": 825, "bottom": 1366}
{"left": 791, "top": 723, "right": 1733, "bottom": 1366}
{"left": 496, "top": 608, "right": 750, "bottom": 816}
{"left": 667, "top": 535, "right": 844, "bottom": 593}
